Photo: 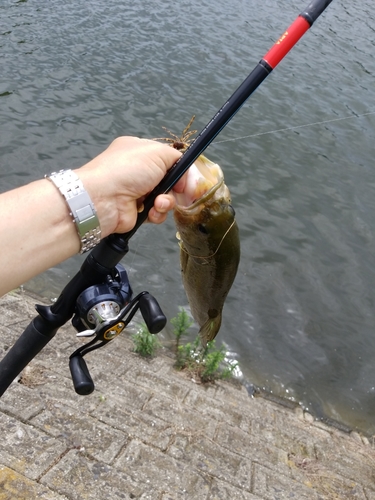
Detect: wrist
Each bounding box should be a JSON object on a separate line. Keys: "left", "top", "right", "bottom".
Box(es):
{"left": 46, "top": 169, "right": 101, "bottom": 253}
{"left": 74, "top": 166, "right": 120, "bottom": 239}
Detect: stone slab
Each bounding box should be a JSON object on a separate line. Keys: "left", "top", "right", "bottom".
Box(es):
{"left": 40, "top": 449, "right": 155, "bottom": 500}
{"left": 0, "top": 413, "right": 67, "bottom": 480}
{"left": 30, "top": 404, "right": 128, "bottom": 464}
{"left": 115, "top": 439, "right": 211, "bottom": 498}
{"left": 0, "top": 466, "right": 69, "bottom": 500}
{"left": 2, "top": 291, "right": 375, "bottom": 499}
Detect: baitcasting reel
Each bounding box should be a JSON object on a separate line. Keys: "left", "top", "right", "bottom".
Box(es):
{"left": 69, "top": 264, "right": 166, "bottom": 395}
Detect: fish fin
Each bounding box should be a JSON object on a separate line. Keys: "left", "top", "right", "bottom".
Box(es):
{"left": 199, "top": 312, "right": 222, "bottom": 346}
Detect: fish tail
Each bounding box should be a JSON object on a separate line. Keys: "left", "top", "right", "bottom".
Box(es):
{"left": 199, "top": 312, "right": 222, "bottom": 345}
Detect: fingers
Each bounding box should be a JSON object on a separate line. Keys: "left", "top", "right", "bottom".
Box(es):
{"left": 117, "top": 136, "right": 182, "bottom": 171}
{"left": 78, "top": 136, "right": 184, "bottom": 236}
{"left": 154, "top": 193, "right": 176, "bottom": 212}
{"left": 141, "top": 171, "right": 188, "bottom": 225}
{"left": 147, "top": 194, "right": 176, "bottom": 224}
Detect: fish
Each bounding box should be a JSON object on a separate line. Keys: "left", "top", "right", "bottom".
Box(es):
{"left": 155, "top": 116, "right": 240, "bottom": 344}
{"left": 173, "top": 153, "right": 240, "bottom": 344}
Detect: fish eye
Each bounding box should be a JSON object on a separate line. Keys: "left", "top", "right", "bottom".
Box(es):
{"left": 228, "top": 204, "right": 236, "bottom": 216}
{"left": 197, "top": 224, "right": 208, "bottom": 234}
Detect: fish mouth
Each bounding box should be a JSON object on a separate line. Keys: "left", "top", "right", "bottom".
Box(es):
{"left": 173, "top": 155, "right": 224, "bottom": 213}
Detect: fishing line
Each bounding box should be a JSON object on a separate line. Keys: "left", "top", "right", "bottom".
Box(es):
{"left": 177, "top": 219, "right": 237, "bottom": 261}
{"left": 118, "top": 0, "right": 335, "bottom": 243}
{"left": 213, "top": 111, "right": 375, "bottom": 145}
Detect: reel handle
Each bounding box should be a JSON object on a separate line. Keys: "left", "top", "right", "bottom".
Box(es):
{"left": 69, "top": 355, "right": 95, "bottom": 395}
{"left": 68, "top": 290, "right": 166, "bottom": 395}
{"left": 139, "top": 293, "right": 167, "bottom": 334}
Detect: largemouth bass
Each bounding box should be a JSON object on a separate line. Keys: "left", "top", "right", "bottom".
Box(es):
{"left": 173, "top": 154, "right": 240, "bottom": 344}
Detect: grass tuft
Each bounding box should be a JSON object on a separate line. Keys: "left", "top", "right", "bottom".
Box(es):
{"left": 132, "top": 323, "right": 161, "bottom": 357}
{"left": 171, "top": 309, "right": 238, "bottom": 383}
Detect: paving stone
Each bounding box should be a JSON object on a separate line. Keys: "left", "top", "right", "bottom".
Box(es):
{"left": 30, "top": 404, "right": 128, "bottom": 464}
{"left": 167, "top": 366, "right": 250, "bottom": 405}
{"left": 183, "top": 389, "right": 244, "bottom": 428}
{"left": 267, "top": 404, "right": 332, "bottom": 442}
{"left": 239, "top": 396, "right": 299, "bottom": 433}
{"left": 251, "top": 416, "right": 327, "bottom": 460}
{"left": 142, "top": 393, "right": 218, "bottom": 439}
{"left": 2, "top": 291, "right": 375, "bottom": 498}
{"left": 29, "top": 336, "right": 81, "bottom": 378}
{"left": 287, "top": 459, "right": 367, "bottom": 499}
{"left": 92, "top": 394, "right": 175, "bottom": 451}
{"left": 0, "top": 466, "right": 68, "bottom": 500}
{"left": 116, "top": 439, "right": 211, "bottom": 498}
{"left": 40, "top": 449, "right": 154, "bottom": 499}
{"left": 0, "top": 413, "right": 67, "bottom": 480}
{"left": 252, "top": 463, "right": 320, "bottom": 499}
{"left": 160, "top": 491, "right": 209, "bottom": 500}
{"left": 210, "top": 379, "right": 251, "bottom": 405}
{"left": 0, "top": 325, "right": 19, "bottom": 359}
{"left": 0, "top": 382, "right": 45, "bottom": 421}
{"left": 209, "top": 478, "right": 262, "bottom": 499}
{"left": 122, "top": 366, "right": 191, "bottom": 401}
{"left": 167, "top": 433, "right": 252, "bottom": 491}
{"left": 92, "top": 375, "right": 152, "bottom": 409}
{"left": 314, "top": 431, "right": 375, "bottom": 485}
{"left": 0, "top": 292, "right": 37, "bottom": 327}
{"left": 33, "top": 374, "right": 104, "bottom": 414}
{"left": 118, "top": 345, "right": 173, "bottom": 373}
{"left": 214, "top": 424, "right": 291, "bottom": 477}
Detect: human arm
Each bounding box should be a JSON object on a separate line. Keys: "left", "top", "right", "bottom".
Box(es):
{"left": 0, "top": 137, "right": 182, "bottom": 296}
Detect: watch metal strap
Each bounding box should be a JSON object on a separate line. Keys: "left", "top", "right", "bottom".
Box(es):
{"left": 46, "top": 169, "right": 101, "bottom": 254}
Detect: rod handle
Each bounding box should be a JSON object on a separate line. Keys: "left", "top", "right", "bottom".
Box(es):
{"left": 0, "top": 318, "right": 57, "bottom": 397}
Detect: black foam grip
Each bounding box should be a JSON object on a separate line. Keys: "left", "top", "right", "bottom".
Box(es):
{"left": 0, "top": 319, "right": 57, "bottom": 397}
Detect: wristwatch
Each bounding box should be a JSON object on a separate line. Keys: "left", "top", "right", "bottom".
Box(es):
{"left": 46, "top": 169, "right": 101, "bottom": 254}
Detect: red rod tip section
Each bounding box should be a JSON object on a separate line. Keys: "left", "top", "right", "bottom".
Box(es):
{"left": 263, "top": 16, "right": 310, "bottom": 69}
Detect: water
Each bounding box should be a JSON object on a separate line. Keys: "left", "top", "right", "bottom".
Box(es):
{"left": 1, "top": 0, "right": 375, "bottom": 433}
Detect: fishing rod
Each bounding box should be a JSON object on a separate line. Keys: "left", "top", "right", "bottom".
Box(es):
{"left": 0, "top": 0, "right": 334, "bottom": 396}
{"left": 120, "top": 0, "right": 334, "bottom": 242}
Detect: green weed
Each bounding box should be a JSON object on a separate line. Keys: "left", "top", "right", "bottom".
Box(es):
{"left": 172, "top": 309, "right": 238, "bottom": 383}
{"left": 170, "top": 308, "right": 193, "bottom": 352}
{"left": 132, "top": 323, "right": 161, "bottom": 357}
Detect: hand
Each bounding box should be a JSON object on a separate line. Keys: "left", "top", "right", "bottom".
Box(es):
{"left": 77, "top": 137, "right": 183, "bottom": 236}
{"left": 0, "top": 136, "right": 187, "bottom": 296}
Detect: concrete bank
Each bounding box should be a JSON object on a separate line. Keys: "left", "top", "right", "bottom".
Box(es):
{"left": 0, "top": 290, "right": 374, "bottom": 500}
